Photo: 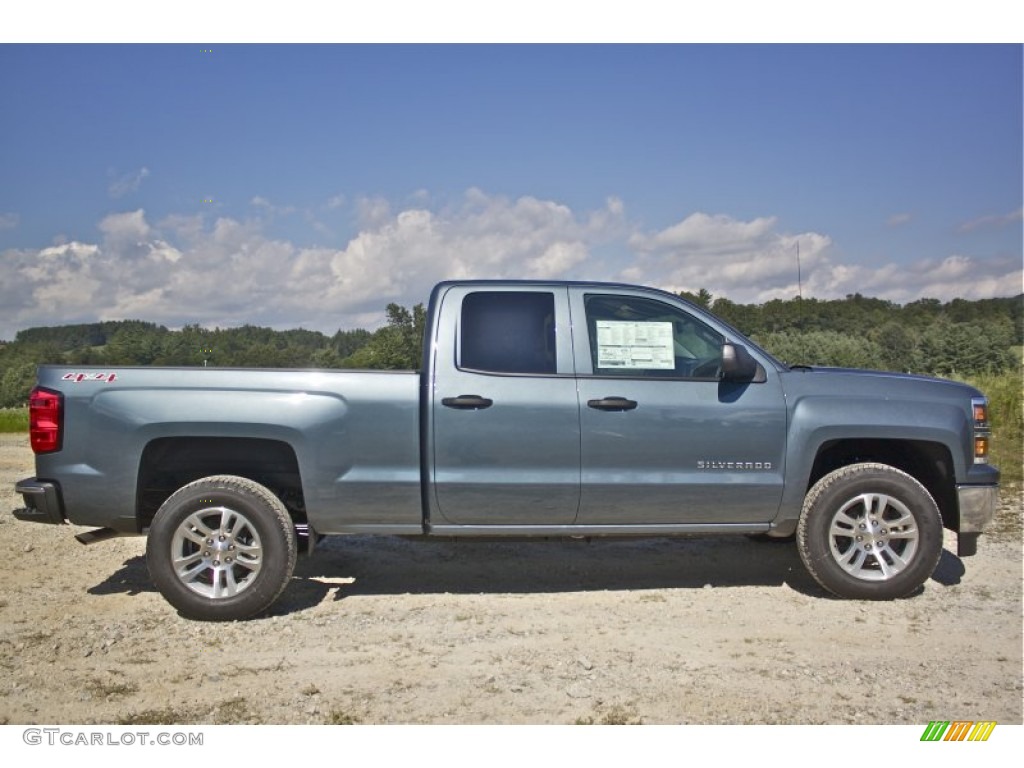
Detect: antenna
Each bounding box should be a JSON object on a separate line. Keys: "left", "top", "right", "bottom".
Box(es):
{"left": 796, "top": 241, "right": 803, "bottom": 301}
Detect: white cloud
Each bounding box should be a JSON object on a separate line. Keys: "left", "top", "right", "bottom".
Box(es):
{"left": 0, "top": 192, "right": 1019, "bottom": 340}
{"left": 99, "top": 209, "right": 151, "bottom": 243}
{"left": 625, "top": 211, "right": 832, "bottom": 301}
{"left": 107, "top": 167, "right": 150, "bottom": 199}
{"left": 622, "top": 211, "right": 1022, "bottom": 305}
{"left": 0, "top": 212, "right": 19, "bottom": 230}
{"left": 887, "top": 212, "right": 912, "bottom": 227}
{"left": 958, "top": 208, "right": 1023, "bottom": 233}
{"left": 39, "top": 241, "right": 100, "bottom": 259}
{"left": 249, "top": 196, "right": 296, "bottom": 216}
{"left": 630, "top": 212, "right": 780, "bottom": 255}
{"left": 801, "top": 254, "right": 1023, "bottom": 304}
{"left": 355, "top": 196, "right": 394, "bottom": 230}
{"left": 8, "top": 242, "right": 103, "bottom": 328}
{"left": 304, "top": 210, "right": 334, "bottom": 239}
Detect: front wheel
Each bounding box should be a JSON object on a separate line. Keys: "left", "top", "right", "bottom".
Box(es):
{"left": 147, "top": 475, "right": 297, "bottom": 621}
{"left": 797, "top": 463, "right": 943, "bottom": 600}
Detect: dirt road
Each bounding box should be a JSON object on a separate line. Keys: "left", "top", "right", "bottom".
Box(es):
{"left": 1, "top": 434, "right": 1020, "bottom": 725}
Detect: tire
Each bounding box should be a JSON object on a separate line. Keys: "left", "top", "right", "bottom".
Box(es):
{"left": 147, "top": 475, "right": 297, "bottom": 621}
{"left": 796, "top": 463, "right": 943, "bottom": 600}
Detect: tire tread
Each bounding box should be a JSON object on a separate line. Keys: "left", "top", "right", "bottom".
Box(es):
{"left": 797, "top": 462, "right": 943, "bottom": 600}
{"left": 147, "top": 475, "right": 297, "bottom": 621}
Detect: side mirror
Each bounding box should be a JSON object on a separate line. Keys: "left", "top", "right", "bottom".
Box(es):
{"left": 721, "top": 342, "right": 759, "bottom": 382}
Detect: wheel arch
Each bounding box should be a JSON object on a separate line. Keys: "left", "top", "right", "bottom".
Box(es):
{"left": 807, "top": 438, "right": 957, "bottom": 531}
{"left": 136, "top": 437, "right": 305, "bottom": 531}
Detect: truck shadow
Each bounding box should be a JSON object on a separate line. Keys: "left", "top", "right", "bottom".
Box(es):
{"left": 273, "top": 536, "right": 819, "bottom": 614}
{"left": 281, "top": 535, "right": 966, "bottom": 614}
{"left": 88, "top": 536, "right": 968, "bottom": 617}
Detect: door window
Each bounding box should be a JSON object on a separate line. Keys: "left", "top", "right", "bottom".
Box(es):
{"left": 584, "top": 294, "right": 724, "bottom": 379}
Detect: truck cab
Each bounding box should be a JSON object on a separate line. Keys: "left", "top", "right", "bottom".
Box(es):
{"left": 426, "top": 281, "right": 787, "bottom": 531}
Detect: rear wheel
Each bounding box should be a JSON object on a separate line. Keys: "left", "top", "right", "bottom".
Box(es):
{"left": 147, "top": 475, "right": 297, "bottom": 621}
{"left": 797, "top": 463, "right": 943, "bottom": 600}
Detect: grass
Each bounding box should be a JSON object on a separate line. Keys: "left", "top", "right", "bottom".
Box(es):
{"left": 118, "top": 707, "right": 198, "bottom": 726}
{"left": 325, "top": 709, "right": 362, "bottom": 725}
{"left": 0, "top": 407, "right": 28, "bottom": 433}
{"left": 575, "top": 705, "right": 643, "bottom": 725}
{"left": 117, "top": 697, "right": 260, "bottom": 725}
{"left": 85, "top": 677, "right": 140, "bottom": 699}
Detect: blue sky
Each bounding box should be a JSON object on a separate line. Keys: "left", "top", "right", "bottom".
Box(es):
{"left": 1, "top": 43, "right": 1021, "bottom": 339}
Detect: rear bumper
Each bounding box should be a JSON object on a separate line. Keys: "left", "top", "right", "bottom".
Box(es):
{"left": 13, "top": 478, "right": 66, "bottom": 525}
{"left": 957, "top": 484, "right": 999, "bottom": 534}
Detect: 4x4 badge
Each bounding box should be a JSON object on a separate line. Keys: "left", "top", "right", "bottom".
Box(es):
{"left": 62, "top": 372, "right": 118, "bottom": 383}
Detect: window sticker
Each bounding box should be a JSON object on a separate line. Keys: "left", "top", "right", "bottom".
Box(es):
{"left": 595, "top": 320, "right": 675, "bottom": 369}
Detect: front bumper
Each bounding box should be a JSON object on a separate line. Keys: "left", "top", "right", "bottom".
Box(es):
{"left": 13, "top": 478, "right": 66, "bottom": 525}
{"left": 957, "top": 484, "right": 999, "bottom": 534}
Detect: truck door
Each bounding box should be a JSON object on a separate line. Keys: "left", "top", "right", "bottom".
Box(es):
{"left": 429, "top": 285, "right": 581, "bottom": 526}
{"left": 571, "top": 289, "right": 787, "bottom": 525}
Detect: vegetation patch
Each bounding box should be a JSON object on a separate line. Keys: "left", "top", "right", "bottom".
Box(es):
{"left": 575, "top": 704, "right": 643, "bottom": 725}
{"left": 211, "top": 696, "right": 259, "bottom": 723}
{"left": 118, "top": 706, "right": 204, "bottom": 725}
{"left": 0, "top": 408, "right": 27, "bottom": 433}
{"left": 325, "top": 709, "right": 362, "bottom": 724}
{"left": 86, "top": 677, "right": 139, "bottom": 699}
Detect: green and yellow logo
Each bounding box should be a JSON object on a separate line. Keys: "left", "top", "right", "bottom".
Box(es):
{"left": 921, "top": 721, "right": 996, "bottom": 741}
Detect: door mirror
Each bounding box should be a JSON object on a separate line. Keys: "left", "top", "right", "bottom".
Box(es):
{"left": 721, "top": 343, "right": 759, "bottom": 382}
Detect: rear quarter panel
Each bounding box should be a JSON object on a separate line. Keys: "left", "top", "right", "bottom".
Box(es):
{"left": 33, "top": 366, "right": 421, "bottom": 533}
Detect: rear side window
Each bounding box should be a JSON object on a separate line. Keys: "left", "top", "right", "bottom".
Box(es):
{"left": 460, "top": 292, "right": 556, "bottom": 374}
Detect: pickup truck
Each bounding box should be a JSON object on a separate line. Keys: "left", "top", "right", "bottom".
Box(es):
{"left": 14, "top": 280, "right": 1000, "bottom": 620}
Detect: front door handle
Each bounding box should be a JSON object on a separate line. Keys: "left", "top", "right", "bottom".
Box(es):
{"left": 587, "top": 396, "right": 638, "bottom": 412}
{"left": 442, "top": 394, "right": 494, "bottom": 410}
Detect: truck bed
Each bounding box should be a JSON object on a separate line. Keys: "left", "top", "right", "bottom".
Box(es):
{"left": 31, "top": 366, "right": 424, "bottom": 534}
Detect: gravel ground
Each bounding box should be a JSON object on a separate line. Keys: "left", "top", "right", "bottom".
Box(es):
{"left": 0, "top": 433, "right": 1020, "bottom": 725}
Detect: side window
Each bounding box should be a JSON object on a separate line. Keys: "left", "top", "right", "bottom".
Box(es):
{"left": 584, "top": 294, "right": 724, "bottom": 379}
{"left": 460, "top": 292, "right": 557, "bottom": 375}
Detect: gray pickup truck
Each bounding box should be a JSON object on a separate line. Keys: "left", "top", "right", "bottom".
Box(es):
{"left": 14, "top": 280, "right": 999, "bottom": 620}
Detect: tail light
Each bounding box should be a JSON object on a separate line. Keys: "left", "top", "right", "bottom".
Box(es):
{"left": 29, "top": 387, "right": 63, "bottom": 454}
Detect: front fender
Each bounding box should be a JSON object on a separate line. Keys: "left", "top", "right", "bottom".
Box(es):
{"left": 774, "top": 395, "right": 970, "bottom": 528}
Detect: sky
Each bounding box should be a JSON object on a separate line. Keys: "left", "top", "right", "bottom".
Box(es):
{"left": 1, "top": 38, "right": 1021, "bottom": 339}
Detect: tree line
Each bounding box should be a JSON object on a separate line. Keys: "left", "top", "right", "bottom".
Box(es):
{"left": 1, "top": 291, "right": 1020, "bottom": 408}
{"left": 683, "top": 289, "right": 1021, "bottom": 377}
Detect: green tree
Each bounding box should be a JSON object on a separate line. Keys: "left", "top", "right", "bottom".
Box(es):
{"left": 343, "top": 303, "right": 425, "bottom": 370}
{"left": 332, "top": 328, "right": 373, "bottom": 359}
{"left": 679, "top": 288, "right": 713, "bottom": 310}
{"left": 0, "top": 362, "right": 37, "bottom": 407}
{"left": 870, "top": 322, "right": 922, "bottom": 373}
{"left": 756, "top": 331, "right": 884, "bottom": 370}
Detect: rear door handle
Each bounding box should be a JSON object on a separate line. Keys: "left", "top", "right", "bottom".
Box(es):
{"left": 442, "top": 394, "right": 494, "bottom": 410}
{"left": 587, "top": 397, "right": 638, "bottom": 412}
